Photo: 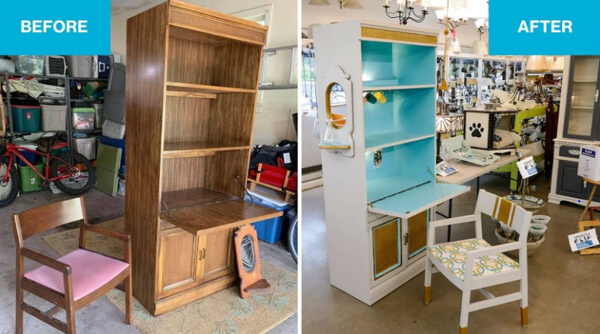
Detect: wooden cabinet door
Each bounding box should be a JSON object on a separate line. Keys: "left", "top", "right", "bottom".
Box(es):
{"left": 157, "top": 228, "right": 204, "bottom": 298}
{"left": 407, "top": 211, "right": 428, "bottom": 259}
{"left": 556, "top": 160, "right": 586, "bottom": 199}
{"left": 372, "top": 218, "right": 401, "bottom": 280}
{"left": 200, "top": 227, "right": 236, "bottom": 283}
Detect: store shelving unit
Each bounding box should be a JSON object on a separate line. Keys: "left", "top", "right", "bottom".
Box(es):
{"left": 1, "top": 71, "right": 106, "bottom": 150}
{"left": 125, "top": 0, "right": 279, "bottom": 316}
{"left": 549, "top": 56, "right": 600, "bottom": 206}
{"left": 314, "top": 21, "right": 468, "bottom": 305}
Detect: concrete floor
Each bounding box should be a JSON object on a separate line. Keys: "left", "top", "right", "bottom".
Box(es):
{"left": 0, "top": 189, "right": 297, "bottom": 334}
{"left": 302, "top": 173, "right": 600, "bottom": 333}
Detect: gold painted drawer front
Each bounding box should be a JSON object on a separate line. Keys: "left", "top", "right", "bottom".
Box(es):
{"left": 373, "top": 218, "right": 401, "bottom": 279}
{"left": 170, "top": 7, "right": 267, "bottom": 45}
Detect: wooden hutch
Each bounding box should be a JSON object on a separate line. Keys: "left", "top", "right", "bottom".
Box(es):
{"left": 125, "top": 0, "right": 280, "bottom": 315}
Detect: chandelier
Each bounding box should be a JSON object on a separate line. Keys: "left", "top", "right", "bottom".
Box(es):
{"left": 383, "top": 0, "right": 431, "bottom": 25}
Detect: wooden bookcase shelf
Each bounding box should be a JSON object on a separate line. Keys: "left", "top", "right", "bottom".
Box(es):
{"left": 162, "top": 141, "right": 249, "bottom": 158}
{"left": 166, "top": 82, "right": 256, "bottom": 94}
{"left": 126, "top": 0, "right": 274, "bottom": 316}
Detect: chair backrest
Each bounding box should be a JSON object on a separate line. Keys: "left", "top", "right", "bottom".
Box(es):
{"left": 475, "top": 190, "right": 532, "bottom": 243}
{"left": 12, "top": 197, "right": 86, "bottom": 247}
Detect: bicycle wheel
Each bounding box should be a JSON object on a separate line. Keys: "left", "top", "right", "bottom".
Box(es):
{"left": 51, "top": 152, "right": 96, "bottom": 195}
{"left": 287, "top": 213, "right": 298, "bottom": 263}
{"left": 0, "top": 158, "right": 19, "bottom": 208}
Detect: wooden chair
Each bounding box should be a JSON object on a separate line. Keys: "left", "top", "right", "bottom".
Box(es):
{"left": 12, "top": 197, "right": 132, "bottom": 333}
{"left": 424, "top": 190, "right": 532, "bottom": 334}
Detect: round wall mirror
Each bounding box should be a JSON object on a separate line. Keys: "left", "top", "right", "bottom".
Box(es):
{"left": 241, "top": 235, "right": 256, "bottom": 272}
{"left": 326, "top": 82, "right": 347, "bottom": 129}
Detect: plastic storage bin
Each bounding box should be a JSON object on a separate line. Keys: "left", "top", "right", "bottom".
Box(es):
{"left": 41, "top": 104, "right": 67, "bottom": 131}
{"left": 74, "top": 136, "right": 96, "bottom": 160}
{"left": 15, "top": 142, "right": 37, "bottom": 166}
{"left": 72, "top": 108, "right": 95, "bottom": 130}
{"left": 97, "top": 135, "right": 125, "bottom": 167}
{"left": 66, "top": 56, "right": 98, "bottom": 78}
{"left": 93, "top": 103, "right": 104, "bottom": 128}
{"left": 12, "top": 56, "right": 44, "bottom": 75}
{"left": 102, "top": 119, "right": 125, "bottom": 139}
{"left": 246, "top": 191, "right": 291, "bottom": 243}
{"left": 12, "top": 105, "right": 41, "bottom": 133}
{"left": 18, "top": 163, "right": 43, "bottom": 192}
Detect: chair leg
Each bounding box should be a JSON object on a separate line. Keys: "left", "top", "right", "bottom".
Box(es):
{"left": 66, "top": 309, "right": 76, "bottom": 334}
{"left": 520, "top": 268, "right": 528, "bottom": 327}
{"left": 459, "top": 289, "right": 470, "bottom": 332}
{"left": 521, "top": 307, "right": 528, "bottom": 327}
{"left": 15, "top": 286, "right": 23, "bottom": 334}
{"left": 125, "top": 274, "right": 132, "bottom": 325}
{"left": 424, "top": 257, "right": 432, "bottom": 304}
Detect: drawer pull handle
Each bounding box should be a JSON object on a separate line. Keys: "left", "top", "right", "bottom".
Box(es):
{"left": 568, "top": 149, "right": 579, "bottom": 156}
{"left": 404, "top": 233, "right": 409, "bottom": 245}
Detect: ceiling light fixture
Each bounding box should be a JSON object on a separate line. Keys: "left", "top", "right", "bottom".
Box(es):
{"left": 383, "top": 0, "right": 430, "bottom": 25}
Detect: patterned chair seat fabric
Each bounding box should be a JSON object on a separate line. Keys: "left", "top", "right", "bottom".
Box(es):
{"left": 428, "top": 238, "right": 519, "bottom": 281}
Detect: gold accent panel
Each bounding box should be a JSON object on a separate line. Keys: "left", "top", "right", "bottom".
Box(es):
{"left": 373, "top": 219, "right": 400, "bottom": 277}
{"left": 408, "top": 211, "right": 428, "bottom": 256}
{"left": 361, "top": 27, "right": 437, "bottom": 45}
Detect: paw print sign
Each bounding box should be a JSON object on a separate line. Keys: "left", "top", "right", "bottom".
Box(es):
{"left": 469, "top": 123, "right": 485, "bottom": 138}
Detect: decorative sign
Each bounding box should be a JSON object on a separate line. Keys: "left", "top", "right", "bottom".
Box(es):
{"left": 1, "top": 0, "right": 110, "bottom": 55}
{"left": 517, "top": 156, "right": 537, "bottom": 179}
{"left": 489, "top": 0, "right": 600, "bottom": 55}
{"left": 568, "top": 229, "right": 600, "bottom": 252}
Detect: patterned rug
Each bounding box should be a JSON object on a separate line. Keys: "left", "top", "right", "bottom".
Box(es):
{"left": 43, "top": 218, "right": 297, "bottom": 334}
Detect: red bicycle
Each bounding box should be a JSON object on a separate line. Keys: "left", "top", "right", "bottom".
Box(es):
{"left": 0, "top": 134, "right": 96, "bottom": 207}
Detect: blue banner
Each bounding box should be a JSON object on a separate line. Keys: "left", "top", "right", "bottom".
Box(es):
{"left": 1, "top": 0, "right": 110, "bottom": 55}
{"left": 489, "top": 0, "right": 600, "bottom": 55}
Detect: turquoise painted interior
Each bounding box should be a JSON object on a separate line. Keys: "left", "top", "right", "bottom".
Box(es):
{"left": 363, "top": 88, "right": 435, "bottom": 149}
{"left": 361, "top": 41, "right": 436, "bottom": 87}
{"left": 366, "top": 137, "right": 435, "bottom": 202}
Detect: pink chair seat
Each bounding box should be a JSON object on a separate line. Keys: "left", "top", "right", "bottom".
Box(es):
{"left": 24, "top": 249, "right": 129, "bottom": 301}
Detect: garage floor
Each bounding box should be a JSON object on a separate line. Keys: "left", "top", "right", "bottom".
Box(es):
{"left": 0, "top": 189, "right": 296, "bottom": 334}
{"left": 302, "top": 173, "right": 600, "bottom": 333}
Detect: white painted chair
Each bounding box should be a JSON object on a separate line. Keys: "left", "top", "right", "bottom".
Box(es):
{"left": 424, "top": 189, "right": 532, "bottom": 334}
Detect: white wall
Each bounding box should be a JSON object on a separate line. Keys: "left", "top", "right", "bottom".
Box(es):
{"left": 301, "top": 0, "right": 488, "bottom": 53}
{"left": 111, "top": 0, "right": 298, "bottom": 146}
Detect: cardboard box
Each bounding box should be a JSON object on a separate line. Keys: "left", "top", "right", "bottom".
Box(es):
{"left": 578, "top": 146, "right": 600, "bottom": 181}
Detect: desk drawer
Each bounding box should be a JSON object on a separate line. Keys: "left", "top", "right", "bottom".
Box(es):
{"left": 559, "top": 146, "right": 581, "bottom": 158}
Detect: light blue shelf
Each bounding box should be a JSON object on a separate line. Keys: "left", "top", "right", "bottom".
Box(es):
{"left": 361, "top": 40, "right": 436, "bottom": 87}
{"left": 368, "top": 182, "right": 469, "bottom": 219}
{"left": 362, "top": 83, "right": 436, "bottom": 91}
{"left": 365, "top": 132, "right": 433, "bottom": 151}
{"left": 364, "top": 88, "right": 435, "bottom": 148}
